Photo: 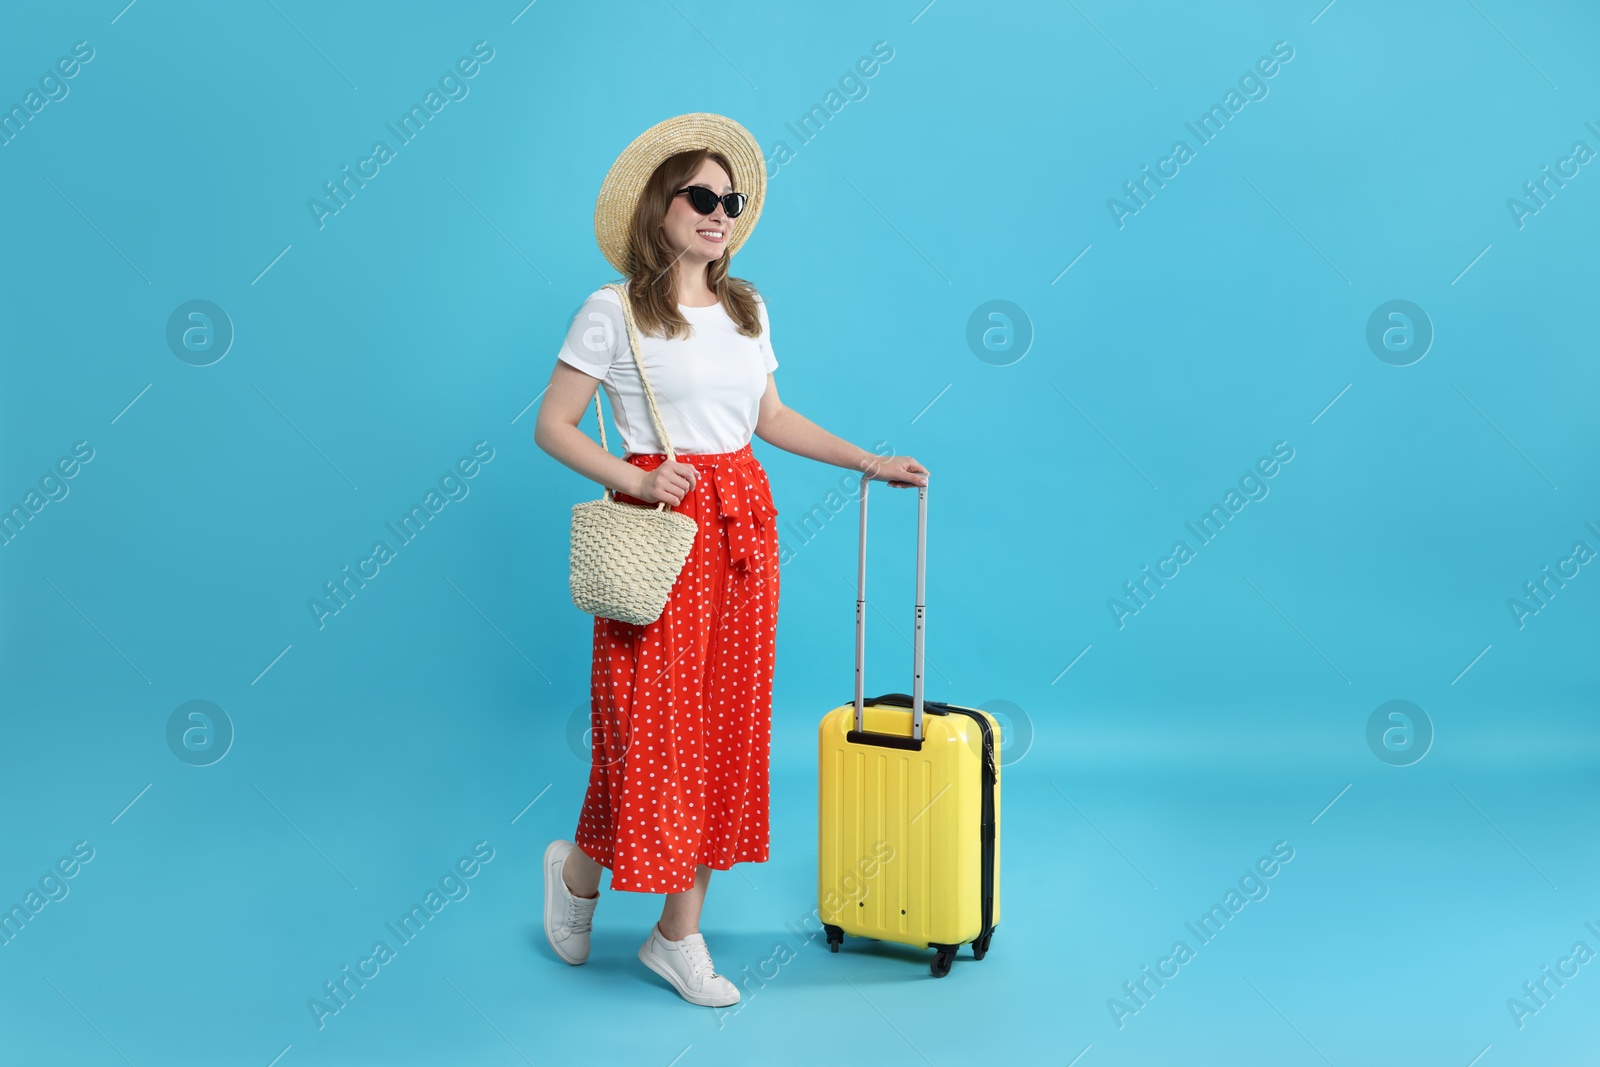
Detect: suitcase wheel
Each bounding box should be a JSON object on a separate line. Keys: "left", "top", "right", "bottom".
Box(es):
{"left": 823, "top": 923, "right": 843, "bottom": 953}
{"left": 930, "top": 948, "right": 955, "bottom": 978}
{"left": 972, "top": 929, "right": 994, "bottom": 960}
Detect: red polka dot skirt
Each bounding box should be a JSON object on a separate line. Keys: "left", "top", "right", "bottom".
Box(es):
{"left": 574, "top": 442, "right": 780, "bottom": 895}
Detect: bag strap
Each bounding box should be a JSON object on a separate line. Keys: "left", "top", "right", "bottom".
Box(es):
{"left": 591, "top": 283, "right": 679, "bottom": 477}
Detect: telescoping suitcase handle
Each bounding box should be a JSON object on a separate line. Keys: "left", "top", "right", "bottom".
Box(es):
{"left": 854, "top": 473, "right": 929, "bottom": 741}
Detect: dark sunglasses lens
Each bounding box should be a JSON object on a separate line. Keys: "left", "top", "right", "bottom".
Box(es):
{"left": 683, "top": 187, "right": 746, "bottom": 216}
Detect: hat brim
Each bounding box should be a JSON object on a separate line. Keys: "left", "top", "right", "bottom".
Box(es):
{"left": 594, "top": 112, "right": 766, "bottom": 275}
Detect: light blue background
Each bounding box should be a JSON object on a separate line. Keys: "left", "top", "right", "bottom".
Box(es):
{"left": 2, "top": 1, "right": 1597, "bottom": 1064}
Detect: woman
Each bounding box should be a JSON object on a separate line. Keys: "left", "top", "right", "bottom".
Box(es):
{"left": 533, "top": 113, "right": 929, "bottom": 1008}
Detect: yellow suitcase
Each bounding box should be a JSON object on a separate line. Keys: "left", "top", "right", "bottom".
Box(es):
{"left": 817, "top": 476, "right": 1001, "bottom": 977}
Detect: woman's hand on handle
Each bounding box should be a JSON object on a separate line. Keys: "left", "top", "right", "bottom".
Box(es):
{"left": 637, "top": 459, "right": 699, "bottom": 505}
{"left": 867, "top": 455, "right": 929, "bottom": 489}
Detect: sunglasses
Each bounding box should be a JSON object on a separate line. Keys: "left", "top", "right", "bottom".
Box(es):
{"left": 674, "top": 185, "right": 748, "bottom": 218}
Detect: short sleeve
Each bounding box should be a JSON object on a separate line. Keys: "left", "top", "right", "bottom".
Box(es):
{"left": 756, "top": 295, "right": 778, "bottom": 373}
{"left": 556, "top": 288, "right": 624, "bottom": 380}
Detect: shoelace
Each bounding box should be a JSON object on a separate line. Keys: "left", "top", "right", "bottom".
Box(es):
{"left": 680, "top": 937, "right": 718, "bottom": 984}
{"left": 564, "top": 890, "right": 596, "bottom": 935}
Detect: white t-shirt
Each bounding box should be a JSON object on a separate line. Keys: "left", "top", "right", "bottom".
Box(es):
{"left": 556, "top": 284, "right": 778, "bottom": 455}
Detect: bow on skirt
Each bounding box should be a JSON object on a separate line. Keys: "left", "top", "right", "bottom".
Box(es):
{"left": 706, "top": 456, "right": 778, "bottom": 573}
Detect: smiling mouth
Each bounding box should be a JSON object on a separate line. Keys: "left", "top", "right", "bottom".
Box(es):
{"left": 696, "top": 229, "right": 725, "bottom": 242}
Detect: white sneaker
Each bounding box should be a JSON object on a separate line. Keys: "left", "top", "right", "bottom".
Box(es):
{"left": 637, "top": 923, "right": 741, "bottom": 1007}
{"left": 543, "top": 840, "right": 599, "bottom": 965}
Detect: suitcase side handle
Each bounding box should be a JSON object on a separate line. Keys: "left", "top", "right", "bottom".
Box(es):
{"left": 854, "top": 474, "right": 929, "bottom": 740}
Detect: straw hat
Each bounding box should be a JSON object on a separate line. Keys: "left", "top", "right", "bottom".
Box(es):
{"left": 593, "top": 112, "right": 767, "bottom": 274}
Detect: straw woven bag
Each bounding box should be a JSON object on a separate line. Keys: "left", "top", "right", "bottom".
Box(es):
{"left": 568, "top": 283, "right": 698, "bottom": 625}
